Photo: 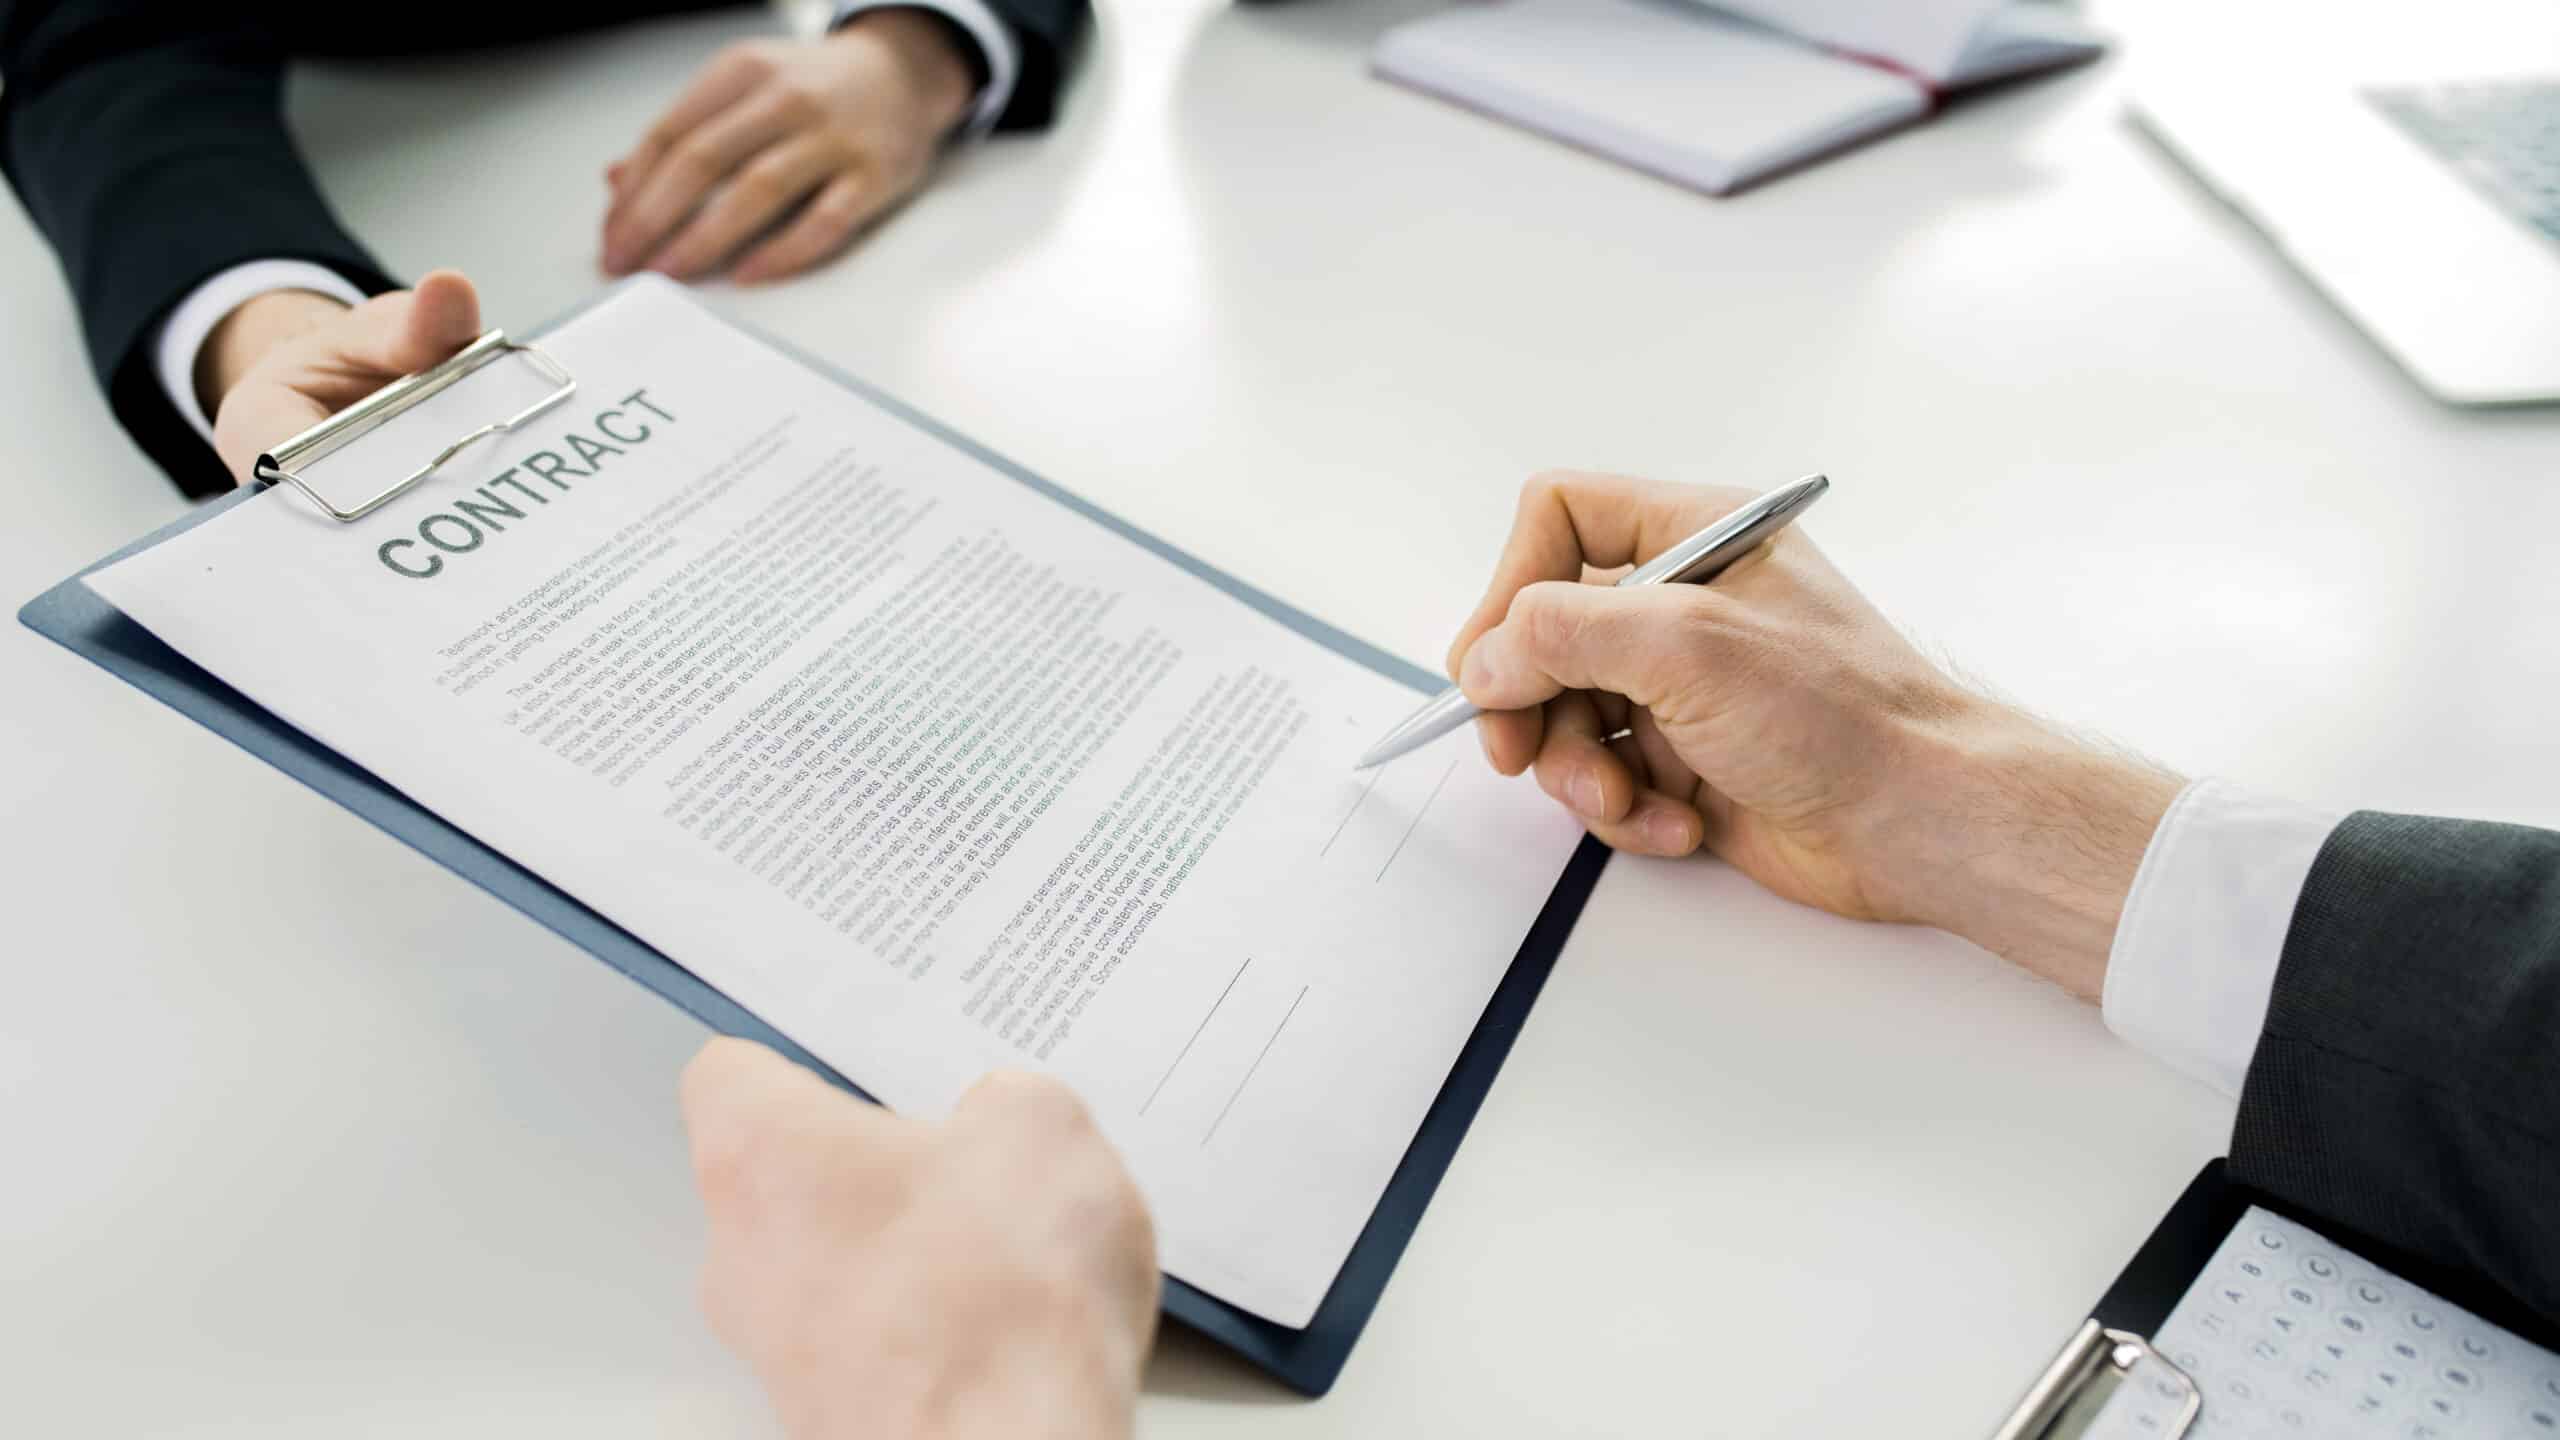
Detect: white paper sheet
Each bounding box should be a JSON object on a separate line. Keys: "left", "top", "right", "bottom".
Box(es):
{"left": 87, "top": 278, "right": 1587, "bottom": 1327}
{"left": 1374, "top": 0, "right": 1929, "bottom": 196}
{"left": 2087, "top": 1207, "right": 2560, "bottom": 1438}
{"left": 1702, "top": 0, "right": 2004, "bottom": 83}
{"left": 1373, "top": 0, "right": 2101, "bottom": 198}
{"left": 1692, "top": 0, "right": 2101, "bottom": 88}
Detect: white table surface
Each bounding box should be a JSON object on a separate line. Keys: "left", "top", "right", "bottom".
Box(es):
{"left": 5, "top": 0, "right": 2555, "bottom": 1433}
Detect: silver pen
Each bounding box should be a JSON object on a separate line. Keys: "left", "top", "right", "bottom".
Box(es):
{"left": 1353, "top": 473, "right": 1830, "bottom": 771}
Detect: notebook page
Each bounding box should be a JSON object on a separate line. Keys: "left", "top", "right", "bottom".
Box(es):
{"left": 1696, "top": 0, "right": 2002, "bottom": 82}
{"left": 1374, "top": 0, "right": 1925, "bottom": 195}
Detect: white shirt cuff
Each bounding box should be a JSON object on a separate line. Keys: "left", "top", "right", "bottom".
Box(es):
{"left": 153, "top": 260, "right": 369, "bottom": 444}
{"left": 2102, "top": 779, "right": 2347, "bottom": 1098}
{"left": 833, "top": 0, "right": 1020, "bottom": 140}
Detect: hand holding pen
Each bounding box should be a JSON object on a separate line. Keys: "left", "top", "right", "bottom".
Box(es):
{"left": 1361, "top": 474, "right": 1826, "bottom": 769}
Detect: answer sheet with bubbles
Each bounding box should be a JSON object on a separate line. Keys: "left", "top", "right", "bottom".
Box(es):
{"left": 2087, "top": 1207, "right": 2560, "bottom": 1438}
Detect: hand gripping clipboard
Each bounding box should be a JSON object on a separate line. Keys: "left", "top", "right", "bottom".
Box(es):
{"left": 21, "top": 281, "right": 1612, "bottom": 1396}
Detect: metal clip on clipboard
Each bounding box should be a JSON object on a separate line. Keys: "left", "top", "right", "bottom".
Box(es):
{"left": 253, "top": 330, "right": 577, "bottom": 522}
{"left": 1993, "top": 1319, "right": 2201, "bottom": 1440}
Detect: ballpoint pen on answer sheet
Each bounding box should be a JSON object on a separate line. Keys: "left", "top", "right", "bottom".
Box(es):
{"left": 1352, "top": 474, "right": 1830, "bottom": 771}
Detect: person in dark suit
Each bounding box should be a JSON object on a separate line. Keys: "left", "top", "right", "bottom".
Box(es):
{"left": 0, "top": 0, "right": 1089, "bottom": 497}
{"left": 662, "top": 472, "right": 2556, "bottom": 1438}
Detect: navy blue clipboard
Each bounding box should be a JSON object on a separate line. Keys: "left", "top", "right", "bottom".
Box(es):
{"left": 20, "top": 286, "right": 1611, "bottom": 1397}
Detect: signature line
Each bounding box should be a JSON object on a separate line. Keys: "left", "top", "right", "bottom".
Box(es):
{"left": 1203, "top": 985, "right": 1309, "bottom": 1148}
{"left": 1139, "top": 956, "right": 1252, "bottom": 1116}
{"left": 1319, "top": 763, "right": 1389, "bottom": 859}
{"left": 1376, "top": 756, "right": 1460, "bottom": 882}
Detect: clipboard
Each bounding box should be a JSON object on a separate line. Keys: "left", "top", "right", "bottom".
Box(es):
{"left": 19, "top": 283, "right": 1612, "bottom": 1397}
{"left": 1996, "top": 1159, "right": 2560, "bottom": 1437}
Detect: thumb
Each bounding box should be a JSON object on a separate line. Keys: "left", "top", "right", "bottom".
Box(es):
{"left": 320, "top": 269, "right": 482, "bottom": 380}
{"left": 679, "top": 1037, "right": 888, "bottom": 1164}
{"left": 679, "top": 1037, "right": 806, "bottom": 1141}
{"left": 1457, "top": 581, "right": 1719, "bottom": 714}
{"left": 379, "top": 268, "right": 483, "bottom": 374}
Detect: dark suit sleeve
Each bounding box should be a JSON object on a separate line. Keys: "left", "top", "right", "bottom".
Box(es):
{"left": 853, "top": 0, "right": 1087, "bottom": 130}
{"left": 0, "top": 3, "right": 396, "bottom": 498}
{"left": 2231, "top": 811, "right": 2560, "bottom": 1328}
{"left": 980, "top": 0, "right": 1087, "bottom": 130}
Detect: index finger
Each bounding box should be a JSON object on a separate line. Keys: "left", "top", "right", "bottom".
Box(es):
{"left": 1444, "top": 471, "right": 1754, "bottom": 679}
{"left": 610, "top": 46, "right": 769, "bottom": 205}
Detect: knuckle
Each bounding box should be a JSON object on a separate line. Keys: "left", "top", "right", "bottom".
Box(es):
{"left": 852, "top": 1143, "right": 921, "bottom": 1216}
{"left": 678, "top": 1038, "right": 756, "bottom": 1119}
{"left": 1041, "top": 1079, "right": 1103, "bottom": 1132}
{"left": 752, "top": 152, "right": 813, "bottom": 194}
{"left": 1047, "top": 1134, "right": 1151, "bottom": 1257}
{"left": 672, "top": 136, "right": 731, "bottom": 178}
{"left": 1519, "top": 586, "right": 1584, "bottom": 658}
{"left": 687, "top": 1118, "right": 760, "bottom": 1212}
{"left": 1678, "top": 482, "right": 1760, "bottom": 530}
{"left": 684, "top": 1100, "right": 786, "bottom": 1215}
{"left": 969, "top": 1067, "right": 1091, "bottom": 1128}
{"left": 1517, "top": 470, "right": 1572, "bottom": 513}
{"left": 776, "top": 83, "right": 826, "bottom": 121}
{"left": 809, "top": 134, "right": 862, "bottom": 172}
{"left": 718, "top": 43, "right": 776, "bottom": 82}
{"left": 969, "top": 1065, "right": 1044, "bottom": 1102}
{"left": 1595, "top": 822, "right": 1654, "bottom": 855}
{"left": 1530, "top": 755, "right": 1579, "bottom": 811}
{"left": 1521, "top": 468, "right": 1575, "bottom": 499}
{"left": 1665, "top": 590, "right": 1736, "bottom": 651}
{"left": 1105, "top": 1165, "right": 1155, "bottom": 1257}
{"left": 1130, "top": 1193, "right": 1159, "bottom": 1262}
{"left": 1659, "top": 595, "right": 1744, "bottom": 689}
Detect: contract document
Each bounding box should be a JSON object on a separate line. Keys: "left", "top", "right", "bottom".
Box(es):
{"left": 85, "top": 279, "right": 1585, "bottom": 1327}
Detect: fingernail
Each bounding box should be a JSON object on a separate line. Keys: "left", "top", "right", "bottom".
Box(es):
{"left": 1459, "top": 642, "right": 1498, "bottom": 698}
{"left": 1644, "top": 810, "right": 1695, "bottom": 854}
{"left": 1569, "top": 770, "right": 1603, "bottom": 818}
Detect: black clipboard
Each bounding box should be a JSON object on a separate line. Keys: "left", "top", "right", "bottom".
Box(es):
{"left": 20, "top": 279, "right": 1612, "bottom": 1396}
{"left": 1998, "top": 1159, "right": 2560, "bottom": 1437}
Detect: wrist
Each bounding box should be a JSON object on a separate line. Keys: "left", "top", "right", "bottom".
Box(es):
{"left": 1863, "top": 700, "right": 2183, "bottom": 1000}
{"left": 780, "top": 1282, "right": 1145, "bottom": 1440}
{"left": 839, "top": 8, "right": 978, "bottom": 136}
{"left": 196, "top": 289, "right": 351, "bottom": 424}
{"left": 928, "top": 1341, "right": 1140, "bottom": 1440}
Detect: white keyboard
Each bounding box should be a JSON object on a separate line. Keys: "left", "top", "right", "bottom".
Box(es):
{"left": 2089, "top": 1207, "right": 2560, "bottom": 1438}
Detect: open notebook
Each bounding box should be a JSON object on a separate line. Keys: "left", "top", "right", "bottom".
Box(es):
{"left": 1373, "top": 0, "right": 2104, "bottom": 195}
